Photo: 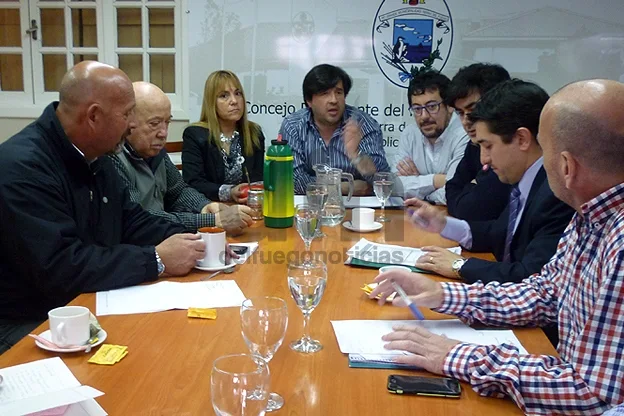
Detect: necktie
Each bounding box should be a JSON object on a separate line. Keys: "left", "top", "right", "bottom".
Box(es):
{"left": 503, "top": 186, "right": 521, "bottom": 262}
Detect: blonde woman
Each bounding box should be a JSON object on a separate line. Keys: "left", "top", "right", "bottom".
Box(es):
{"left": 183, "top": 70, "right": 265, "bottom": 203}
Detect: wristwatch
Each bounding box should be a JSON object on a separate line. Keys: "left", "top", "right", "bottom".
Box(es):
{"left": 451, "top": 258, "right": 467, "bottom": 279}
{"left": 350, "top": 151, "right": 364, "bottom": 166}
{"left": 155, "top": 250, "right": 165, "bottom": 276}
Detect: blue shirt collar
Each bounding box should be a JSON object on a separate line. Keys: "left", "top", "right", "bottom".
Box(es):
{"left": 517, "top": 156, "right": 544, "bottom": 202}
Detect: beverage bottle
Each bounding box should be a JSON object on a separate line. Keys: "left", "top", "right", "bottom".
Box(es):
{"left": 263, "top": 134, "right": 294, "bottom": 228}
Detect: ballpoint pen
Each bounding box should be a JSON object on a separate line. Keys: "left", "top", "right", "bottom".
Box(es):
{"left": 391, "top": 281, "right": 425, "bottom": 320}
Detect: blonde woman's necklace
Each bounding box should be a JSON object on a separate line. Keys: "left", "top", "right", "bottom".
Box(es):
{"left": 220, "top": 130, "right": 239, "bottom": 144}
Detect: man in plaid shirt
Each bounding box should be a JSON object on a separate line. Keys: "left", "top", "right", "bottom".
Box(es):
{"left": 371, "top": 79, "right": 624, "bottom": 415}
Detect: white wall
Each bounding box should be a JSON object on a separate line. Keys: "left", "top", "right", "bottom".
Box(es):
{"left": 0, "top": 118, "right": 189, "bottom": 145}
{"left": 187, "top": 0, "right": 624, "bottom": 158}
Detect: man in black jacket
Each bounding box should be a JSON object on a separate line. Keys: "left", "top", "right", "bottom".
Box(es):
{"left": 445, "top": 63, "right": 512, "bottom": 221}
{"left": 0, "top": 62, "right": 205, "bottom": 354}
{"left": 405, "top": 80, "right": 574, "bottom": 286}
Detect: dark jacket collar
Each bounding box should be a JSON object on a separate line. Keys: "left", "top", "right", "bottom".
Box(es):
{"left": 37, "top": 102, "right": 103, "bottom": 175}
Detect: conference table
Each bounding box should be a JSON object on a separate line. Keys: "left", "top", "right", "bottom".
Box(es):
{"left": 0, "top": 209, "right": 558, "bottom": 415}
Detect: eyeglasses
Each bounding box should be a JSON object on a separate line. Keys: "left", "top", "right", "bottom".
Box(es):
{"left": 410, "top": 101, "right": 443, "bottom": 116}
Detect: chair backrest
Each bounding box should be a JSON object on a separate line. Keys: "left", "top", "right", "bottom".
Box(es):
{"left": 165, "top": 141, "right": 183, "bottom": 170}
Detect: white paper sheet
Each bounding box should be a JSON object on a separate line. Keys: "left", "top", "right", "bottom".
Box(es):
{"left": 0, "top": 357, "right": 105, "bottom": 416}
{"left": 331, "top": 319, "right": 528, "bottom": 355}
{"left": 96, "top": 280, "right": 246, "bottom": 316}
{"left": 294, "top": 195, "right": 404, "bottom": 208}
{"left": 346, "top": 238, "right": 461, "bottom": 267}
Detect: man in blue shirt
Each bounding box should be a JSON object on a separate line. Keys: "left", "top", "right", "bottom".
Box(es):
{"left": 279, "top": 64, "right": 390, "bottom": 195}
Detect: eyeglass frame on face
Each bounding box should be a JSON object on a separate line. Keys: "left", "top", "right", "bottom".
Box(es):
{"left": 410, "top": 101, "right": 443, "bottom": 117}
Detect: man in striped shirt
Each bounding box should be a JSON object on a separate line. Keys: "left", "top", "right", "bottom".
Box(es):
{"left": 279, "top": 64, "right": 390, "bottom": 195}
{"left": 370, "top": 79, "right": 624, "bottom": 415}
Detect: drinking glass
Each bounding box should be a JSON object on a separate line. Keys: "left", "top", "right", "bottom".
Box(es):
{"left": 240, "top": 297, "right": 288, "bottom": 412}
{"left": 248, "top": 189, "right": 264, "bottom": 220}
{"left": 373, "top": 172, "right": 394, "bottom": 222}
{"left": 295, "top": 204, "right": 320, "bottom": 262}
{"left": 305, "top": 183, "right": 328, "bottom": 238}
{"left": 287, "top": 259, "right": 327, "bottom": 353}
{"left": 211, "top": 353, "right": 270, "bottom": 416}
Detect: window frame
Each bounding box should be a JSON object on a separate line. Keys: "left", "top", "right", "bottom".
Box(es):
{"left": 0, "top": 0, "right": 189, "bottom": 120}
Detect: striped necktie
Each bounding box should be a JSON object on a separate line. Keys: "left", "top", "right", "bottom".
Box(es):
{"left": 503, "top": 185, "right": 521, "bottom": 262}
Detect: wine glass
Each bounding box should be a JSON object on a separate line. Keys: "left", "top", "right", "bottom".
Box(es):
{"left": 373, "top": 172, "right": 394, "bottom": 222}
{"left": 211, "top": 353, "right": 270, "bottom": 416}
{"left": 287, "top": 259, "right": 327, "bottom": 353}
{"left": 295, "top": 204, "right": 320, "bottom": 262}
{"left": 305, "top": 183, "right": 328, "bottom": 238}
{"left": 240, "top": 297, "right": 288, "bottom": 412}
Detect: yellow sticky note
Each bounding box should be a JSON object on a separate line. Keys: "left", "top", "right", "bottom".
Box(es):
{"left": 188, "top": 308, "right": 218, "bottom": 320}
{"left": 88, "top": 344, "right": 129, "bottom": 365}
{"left": 362, "top": 283, "right": 396, "bottom": 301}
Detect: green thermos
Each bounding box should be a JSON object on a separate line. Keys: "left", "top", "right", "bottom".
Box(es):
{"left": 263, "top": 134, "right": 294, "bottom": 228}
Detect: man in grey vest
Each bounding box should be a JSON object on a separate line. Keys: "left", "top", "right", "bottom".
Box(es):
{"left": 111, "top": 82, "right": 253, "bottom": 235}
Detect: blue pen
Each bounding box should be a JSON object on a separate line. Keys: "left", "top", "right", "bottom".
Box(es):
{"left": 391, "top": 281, "right": 425, "bottom": 320}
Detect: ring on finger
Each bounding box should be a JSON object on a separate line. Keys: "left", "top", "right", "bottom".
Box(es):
{"left": 429, "top": 256, "right": 434, "bottom": 263}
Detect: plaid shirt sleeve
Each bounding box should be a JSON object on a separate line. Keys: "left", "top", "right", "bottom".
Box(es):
{"left": 434, "top": 232, "right": 624, "bottom": 415}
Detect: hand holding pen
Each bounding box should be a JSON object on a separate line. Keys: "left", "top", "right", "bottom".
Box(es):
{"left": 369, "top": 268, "right": 445, "bottom": 310}
{"left": 391, "top": 281, "right": 426, "bottom": 320}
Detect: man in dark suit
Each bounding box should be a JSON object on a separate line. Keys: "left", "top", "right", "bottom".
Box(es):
{"left": 404, "top": 79, "right": 574, "bottom": 286}
{"left": 445, "top": 63, "right": 512, "bottom": 221}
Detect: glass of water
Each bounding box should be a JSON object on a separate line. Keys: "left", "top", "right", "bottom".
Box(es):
{"left": 211, "top": 353, "right": 270, "bottom": 416}
{"left": 240, "top": 297, "right": 288, "bottom": 412}
{"left": 295, "top": 204, "right": 320, "bottom": 261}
{"left": 248, "top": 189, "right": 264, "bottom": 220}
{"left": 287, "top": 259, "right": 327, "bottom": 353}
{"left": 305, "top": 183, "right": 328, "bottom": 238}
{"left": 373, "top": 172, "right": 394, "bottom": 222}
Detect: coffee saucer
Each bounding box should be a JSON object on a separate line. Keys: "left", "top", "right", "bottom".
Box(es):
{"left": 342, "top": 221, "right": 383, "bottom": 233}
{"left": 34, "top": 329, "right": 107, "bottom": 353}
{"left": 195, "top": 263, "right": 237, "bottom": 272}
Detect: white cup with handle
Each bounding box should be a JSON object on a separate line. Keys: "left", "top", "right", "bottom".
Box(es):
{"left": 197, "top": 226, "right": 226, "bottom": 268}
{"left": 48, "top": 306, "right": 90, "bottom": 347}
{"left": 351, "top": 207, "right": 375, "bottom": 229}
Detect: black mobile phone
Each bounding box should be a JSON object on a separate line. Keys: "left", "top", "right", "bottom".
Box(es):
{"left": 230, "top": 245, "right": 249, "bottom": 255}
{"left": 387, "top": 375, "right": 461, "bottom": 398}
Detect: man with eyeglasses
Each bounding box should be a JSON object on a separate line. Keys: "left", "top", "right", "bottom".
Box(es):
{"left": 110, "top": 81, "right": 254, "bottom": 235}
{"left": 393, "top": 70, "right": 469, "bottom": 204}
{"left": 444, "top": 63, "right": 512, "bottom": 221}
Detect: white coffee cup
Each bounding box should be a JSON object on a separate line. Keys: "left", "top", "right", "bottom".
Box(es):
{"left": 378, "top": 265, "right": 413, "bottom": 274}
{"left": 351, "top": 207, "right": 375, "bottom": 229}
{"left": 48, "top": 306, "right": 90, "bottom": 347}
{"left": 197, "top": 226, "right": 226, "bottom": 268}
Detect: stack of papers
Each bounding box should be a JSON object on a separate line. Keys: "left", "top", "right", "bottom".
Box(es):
{"left": 96, "top": 280, "right": 246, "bottom": 316}
{"left": 331, "top": 319, "right": 528, "bottom": 356}
{"left": 345, "top": 238, "right": 461, "bottom": 270}
{"left": 0, "top": 357, "right": 106, "bottom": 416}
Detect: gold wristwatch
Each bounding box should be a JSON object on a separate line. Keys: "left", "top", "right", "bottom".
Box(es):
{"left": 451, "top": 258, "right": 467, "bottom": 279}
